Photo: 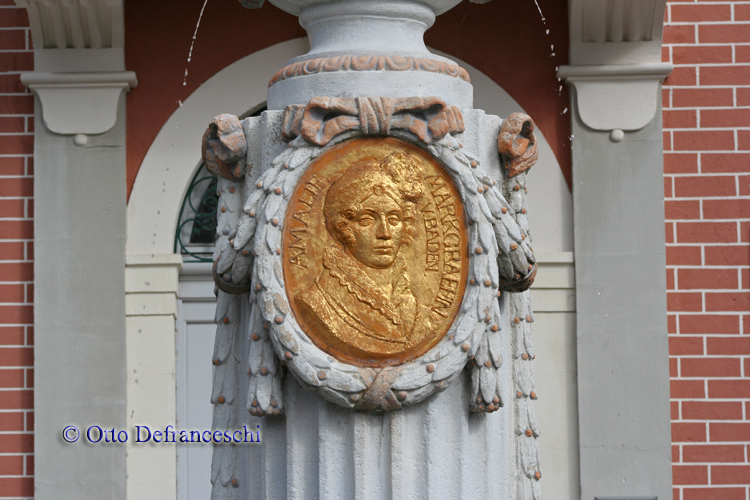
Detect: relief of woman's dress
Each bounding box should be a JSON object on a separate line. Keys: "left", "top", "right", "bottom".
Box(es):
{"left": 297, "top": 245, "right": 434, "bottom": 357}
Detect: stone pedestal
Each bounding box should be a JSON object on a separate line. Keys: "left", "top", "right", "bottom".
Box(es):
{"left": 206, "top": 2, "right": 542, "bottom": 499}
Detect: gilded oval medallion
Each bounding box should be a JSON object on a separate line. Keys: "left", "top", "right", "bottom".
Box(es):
{"left": 282, "top": 137, "right": 469, "bottom": 367}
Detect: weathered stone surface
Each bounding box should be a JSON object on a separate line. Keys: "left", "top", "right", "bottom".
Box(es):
{"left": 202, "top": 114, "right": 248, "bottom": 181}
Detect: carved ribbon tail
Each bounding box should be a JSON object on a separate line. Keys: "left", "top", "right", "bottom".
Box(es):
{"left": 497, "top": 112, "right": 542, "bottom": 499}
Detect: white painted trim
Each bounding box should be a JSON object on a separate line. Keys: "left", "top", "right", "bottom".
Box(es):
{"left": 15, "top": 0, "right": 127, "bottom": 71}
{"left": 441, "top": 49, "right": 574, "bottom": 253}
{"left": 15, "top": 0, "right": 125, "bottom": 48}
{"left": 558, "top": 63, "right": 673, "bottom": 79}
{"left": 268, "top": 0, "right": 462, "bottom": 16}
{"left": 536, "top": 251, "right": 574, "bottom": 264}
{"left": 568, "top": 0, "right": 668, "bottom": 65}
{"left": 127, "top": 38, "right": 310, "bottom": 256}
{"left": 21, "top": 71, "right": 137, "bottom": 135}
{"left": 563, "top": 2, "right": 671, "bottom": 132}
{"left": 125, "top": 254, "right": 183, "bottom": 500}
{"left": 558, "top": 63, "right": 672, "bottom": 132}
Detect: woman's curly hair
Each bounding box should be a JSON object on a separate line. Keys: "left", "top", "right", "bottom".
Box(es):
{"left": 324, "top": 151, "right": 425, "bottom": 247}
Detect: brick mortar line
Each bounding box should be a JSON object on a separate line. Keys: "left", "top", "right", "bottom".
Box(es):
{"left": 670, "top": 64, "right": 750, "bottom": 68}
{"left": 666, "top": 127, "right": 750, "bottom": 130}
{"left": 668, "top": 178, "right": 750, "bottom": 182}
{"left": 672, "top": 398, "right": 750, "bottom": 401}
{"left": 669, "top": 352, "right": 750, "bottom": 356}
{"left": 667, "top": 151, "right": 750, "bottom": 154}
{"left": 666, "top": 24, "right": 750, "bottom": 28}
{"left": 665, "top": 219, "right": 750, "bottom": 222}
{"left": 665, "top": 192, "right": 748, "bottom": 195}
{"left": 666, "top": 243, "right": 750, "bottom": 246}
{"left": 668, "top": 294, "right": 749, "bottom": 296}
{"left": 676, "top": 461, "right": 750, "bottom": 464}
{"left": 665, "top": 86, "right": 750, "bottom": 89}
{"left": 665, "top": 107, "right": 750, "bottom": 111}
{"left": 670, "top": 377, "right": 750, "bottom": 381}
{"left": 669, "top": 333, "right": 746, "bottom": 335}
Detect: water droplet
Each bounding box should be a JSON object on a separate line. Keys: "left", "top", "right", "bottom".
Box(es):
{"left": 546, "top": 29, "right": 550, "bottom": 35}
{"left": 561, "top": 107, "right": 568, "bottom": 115}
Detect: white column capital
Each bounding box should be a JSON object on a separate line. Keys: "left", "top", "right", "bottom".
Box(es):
{"left": 15, "top": 0, "right": 134, "bottom": 136}
{"left": 561, "top": 0, "right": 672, "bottom": 133}
{"left": 558, "top": 63, "right": 672, "bottom": 132}
{"left": 21, "top": 71, "right": 137, "bottom": 135}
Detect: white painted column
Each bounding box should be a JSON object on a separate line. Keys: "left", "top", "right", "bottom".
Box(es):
{"left": 561, "top": 2, "right": 673, "bottom": 499}
{"left": 125, "top": 254, "right": 183, "bottom": 500}
{"left": 16, "top": 1, "right": 136, "bottom": 497}
{"left": 32, "top": 93, "right": 129, "bottom": 500}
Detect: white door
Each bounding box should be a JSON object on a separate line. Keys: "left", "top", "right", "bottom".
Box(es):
{"left": 176, "top": 262, "right": 218, "bottom": 500}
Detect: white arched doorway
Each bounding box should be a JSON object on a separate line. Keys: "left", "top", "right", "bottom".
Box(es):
{"left": 126, "top": 38, "right": 577, "bottom": 500}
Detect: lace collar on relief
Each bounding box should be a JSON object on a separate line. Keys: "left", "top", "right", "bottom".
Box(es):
{"left": 322, "top": 245, "right": 410, "bottom": 326}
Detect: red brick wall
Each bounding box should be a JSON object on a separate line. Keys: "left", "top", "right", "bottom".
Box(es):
{"left": 0, "top": 1, "right": 746, "bottom": 499}
{"left": 663, "top": 2, "right": 750, "bottom": 500}
{"left": 0, "top": 3, "right": 33, "bottom": 499}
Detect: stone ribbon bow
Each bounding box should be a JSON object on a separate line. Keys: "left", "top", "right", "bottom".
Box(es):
{"left": 282, "top": 96, "right": 466, "bottom": 146}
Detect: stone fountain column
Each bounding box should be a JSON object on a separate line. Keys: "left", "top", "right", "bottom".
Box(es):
{"left": 204, "top": 1, "right": 543, "bottom": 499}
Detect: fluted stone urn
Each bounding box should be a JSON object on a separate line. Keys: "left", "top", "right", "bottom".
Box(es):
{"left": 264, "top": 0, "right": 473, "bottom": 109}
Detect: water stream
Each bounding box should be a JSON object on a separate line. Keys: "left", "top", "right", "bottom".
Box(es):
{"left": 183, "top": 0, "right": 210, "bottom": 87}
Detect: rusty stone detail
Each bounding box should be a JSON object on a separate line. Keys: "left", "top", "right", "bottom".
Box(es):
{"left": 201, "top": 114, "right": 248, "bottom": 181}
{"left": 498, "top": 112, "right": 538, "bottom": 178}
{"left": 282, "top": 96, "right": 465, "bottom": 146}
{"left": 269, "top": 55, "right": 471, "bottom": 88}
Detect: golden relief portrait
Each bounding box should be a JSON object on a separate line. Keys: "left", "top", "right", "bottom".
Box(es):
{"left": 282, "top": 138, "right": 469, "bottom": 367}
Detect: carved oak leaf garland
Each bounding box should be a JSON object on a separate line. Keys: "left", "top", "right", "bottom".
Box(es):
{"left": 203, "top": 102, "right": 541, "bottom": 499}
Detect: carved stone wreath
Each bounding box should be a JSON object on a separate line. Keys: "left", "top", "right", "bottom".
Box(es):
{"left": 207, "top": 99, "right": 543, "bottom": 498}
{"left": 209, "top": 100, "right": 536, "bottom": 412}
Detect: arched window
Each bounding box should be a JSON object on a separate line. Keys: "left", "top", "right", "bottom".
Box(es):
{"left": 174, "top": 107, "right": 266, "bottom": 262}
{"left": 174, "top": 166, "right": 218, "bottom": 262}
